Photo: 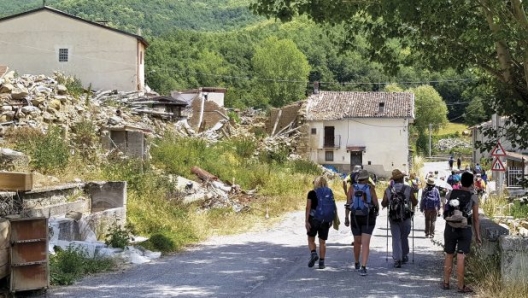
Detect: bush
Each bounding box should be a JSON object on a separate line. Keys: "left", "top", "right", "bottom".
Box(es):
{"left": 8, "top": 126, "right": 69, "bottom": 174}
{"left": 105, "top": 222, "right": 133, "bottom": 249}
{"left": 145, "top": 233, "right": 176, "bottom": 253}
{"left": 50, "top": 245, "right": 114, "bottom": 285}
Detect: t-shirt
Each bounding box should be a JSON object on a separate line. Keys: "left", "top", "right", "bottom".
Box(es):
{"left": 307, "top": 190, "right": 318, "bottom": 211}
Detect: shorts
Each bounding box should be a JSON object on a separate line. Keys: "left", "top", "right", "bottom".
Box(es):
{"left": 307, "top": 216, "right": 331, "bottom": 240}
{"left": 350, "top": 215, "right": 376, "bottom": 236}
{"left": 444, "top": 224, "right": 472, "bottom": 254}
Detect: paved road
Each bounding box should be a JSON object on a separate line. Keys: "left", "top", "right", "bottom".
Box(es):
{"left": 40, "top": 162, "right": 471, "bottom": 298}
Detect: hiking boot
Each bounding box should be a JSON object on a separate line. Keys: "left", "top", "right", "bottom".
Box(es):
{"left": 308, "top": 253, "right": 319, "bottom": 268}
{"left": 402, "top": 256, "right": 409, "bottom": 264}
{"left": 394, "top": 261, "right": 402, "bottom": 268}
{"left": 318, "top": 260, "right": 325, "bottom": 269}
{"left": 355, "top": 262, "right": 360, "bottom": 271}
{"left": 359, "top": 267, "right": 367, "bottom": 276}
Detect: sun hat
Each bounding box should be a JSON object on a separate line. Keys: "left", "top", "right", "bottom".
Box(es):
{"left": 391, "top": 169, "right": 406, "bottom": 180}
{"left": 426, "top": 177, "right": 435, "bottom": 185}
{"left": 357, "top": 169, "right": 369, "bottom": 180}
{"left": 353, "top": 165, "right": 362, "bottom": 172}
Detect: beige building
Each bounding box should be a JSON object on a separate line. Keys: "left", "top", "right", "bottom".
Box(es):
{"left": 304, "top": 91, "right": 415, "bottom": 178}
{"left": 0, "top": 6, "right": 148, "bottom": 91}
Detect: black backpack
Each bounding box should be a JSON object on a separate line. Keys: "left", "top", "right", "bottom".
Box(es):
{"left": 389, "top": 186, "right": 411, "bottom": 222}
{"left": 443, "top": 189, "right": 473, "bottom": 225}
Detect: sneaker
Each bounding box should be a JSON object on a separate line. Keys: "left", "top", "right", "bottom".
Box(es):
{"left": 318, "top": 260, "right": 325, "bottom": 269}
{"left": 308, "top": 253, "right": 319, "bottom": 268}
{"left": 355, "top": 262, "right": 360, "bottom": 271}
{"left": 359, "top": 267, "right": 367, "bottom": 276}
{"left": 394, "top": 261, "right": 402, "bottom": 268}
{"left": 402, "top": 256, "right": 409, "bottom": 264}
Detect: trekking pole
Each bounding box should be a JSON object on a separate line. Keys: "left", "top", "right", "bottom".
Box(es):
{"left": 412, "top": 215, "right": 415, "bottom": 264}
{"left": 386, "top": 208, "right": 389, "bottom": 262}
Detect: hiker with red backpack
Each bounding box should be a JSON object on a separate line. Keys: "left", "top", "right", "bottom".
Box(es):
{"left": 344, "top": 169, "right": 379, "bottom": 276}
{"left": 420, "top": 177, "right": 441, "bottom": 238}
{"left": 305, "top": 176, "right": 337, "bottom": 269}
{"left": 381, "top": 169, "right": 418, "bottom": 268}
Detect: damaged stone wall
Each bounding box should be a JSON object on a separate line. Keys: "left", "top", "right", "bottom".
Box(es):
{"left": 187, "top": 98, "right": 228, "bottom": 131}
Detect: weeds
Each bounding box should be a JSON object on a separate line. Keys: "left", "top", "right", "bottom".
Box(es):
{"left": 50, "top": 245, "right": 114, "bottom": 285}
{"left": 105, "top": 222, "right": 134, "bottom": 249}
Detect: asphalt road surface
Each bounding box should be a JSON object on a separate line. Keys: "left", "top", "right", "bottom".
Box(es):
{"left": 40, "top": 162, "right": 472, "bottom": 298}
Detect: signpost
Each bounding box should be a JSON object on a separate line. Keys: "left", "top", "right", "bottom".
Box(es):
{"left": 491, "top": 141, "right": 506, "bottom": 194}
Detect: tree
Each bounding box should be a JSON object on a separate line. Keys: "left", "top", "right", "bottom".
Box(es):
{"left": 251, "top": 36, "right": 310, "bottom": 107}
{"left": 409, "top": 85, "right": 448, "bottom": 134}
{"left": 251, "top": 0, "right": 528, "bottom": 148}
{"left": 408, "top": 85, "right": 448, "bottom": 154}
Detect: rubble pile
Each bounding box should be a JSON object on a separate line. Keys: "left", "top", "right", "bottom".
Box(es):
{"left": 0, "top": 70, "right": 307, "bottom": 212}
{"left": 435, "top": 138, "right": 471, "bottom": 151}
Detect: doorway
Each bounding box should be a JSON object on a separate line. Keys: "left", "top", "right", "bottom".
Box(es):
{"left": 350, "top": 151, "right": 363, "bottom": 169}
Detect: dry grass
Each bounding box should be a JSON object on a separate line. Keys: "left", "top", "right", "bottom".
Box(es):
{"left": 438, "top": 122, "right": 470, "bottom": 136}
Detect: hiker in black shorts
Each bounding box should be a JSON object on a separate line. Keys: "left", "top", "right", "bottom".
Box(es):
{"left": 344, "top": 169, "right": 379, "bottom": 276}
{"left": 305, "top": 176, "right": 335, "bottom": 269}
{"left": 442, "top": 172, "right": 481, "bottom": 293}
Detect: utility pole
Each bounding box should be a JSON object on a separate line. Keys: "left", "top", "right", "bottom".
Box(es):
{"left": 492, "top": 114, "right": 503, "bottom": 194}
{"left": 43, "top": 0, "right": 46, "bottom": 7}
{"left": 428, "top": 123, "right": 432, "bottom": 157}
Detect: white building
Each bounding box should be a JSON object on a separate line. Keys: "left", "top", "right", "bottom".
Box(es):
{"left": 0, "top": 6, "right": 148, "bottom": 91}
{"left": 304, "top": 91, "right": 415, "bottom": 178}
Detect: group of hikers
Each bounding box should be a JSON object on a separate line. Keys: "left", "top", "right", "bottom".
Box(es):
{"left": 305, "top": 165, "right": 481, "bottom": 294}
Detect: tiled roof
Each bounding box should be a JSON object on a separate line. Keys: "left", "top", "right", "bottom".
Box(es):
{"left": 305, "top": 91, "right": 414, "bottom": 121}
{"left": 0, "top": 6, "right": 148, "bottom": 47}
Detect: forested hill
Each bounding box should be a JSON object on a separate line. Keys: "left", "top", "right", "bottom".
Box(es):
{"left": 0, "top": 0, "right": 262, "bottom": 35}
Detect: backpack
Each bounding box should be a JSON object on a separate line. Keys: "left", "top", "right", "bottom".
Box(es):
{"left": 422, "top": 187, "right": 439, "bottom": 210}
{"left": 312, "top": 187, "right": 336, "bottom": 223}
{"left": 443, "top": 189, "right": 473, "bottom": 228}
{"left": 349, "top": 184, "right": 372, "bottom": 216}
{"left": 389, "top": 185, "right": 411, "bottom": 222}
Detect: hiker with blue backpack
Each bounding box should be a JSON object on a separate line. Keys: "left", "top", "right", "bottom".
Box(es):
{"left": 344, "top": 169, "right": 379, "bottom": 276}
{"left": 420, "top": 177, "right": 441, "bottom": 238}
{"left": 381, "top": 169, "right": 418, "bottom": 268}
{"left": 305, "top": 176, "right": 337, "bottom": 269}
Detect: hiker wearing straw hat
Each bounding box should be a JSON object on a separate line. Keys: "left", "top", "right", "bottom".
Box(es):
{"left": 420, "top": 177, "right": 441, "bottom": 238}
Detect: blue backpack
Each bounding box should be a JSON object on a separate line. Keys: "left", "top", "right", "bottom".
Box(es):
{"left": 313, "top": 187, "right": 336, "bottom": 222}
{"left": 422, "top": 187, "right": 440, "bottom": 210}
{"left": 350, "top": 184, "right": 372, "bottom": 216}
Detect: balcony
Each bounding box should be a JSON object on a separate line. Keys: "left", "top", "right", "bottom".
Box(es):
{"left": 323, "top": 135, "right": 341, "bottom": 149}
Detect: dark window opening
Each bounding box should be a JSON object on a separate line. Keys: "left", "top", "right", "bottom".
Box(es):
{"left": 324, "top": 126, "right": 335, "bottom": 147}
{"left": 325, "top": 151, "right": 334, "bottom": 161}
{"left": 59, "top": 48, "right": 69, "bottom": 62}
{"left": 311, "top": 128, "right": 316, "bottom": 135}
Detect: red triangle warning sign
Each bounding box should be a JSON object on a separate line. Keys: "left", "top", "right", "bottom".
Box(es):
{"left": 491, "top": 157, "right": 506, "bottom": 172}
{"left": 491, "top": 142, "right": 506, "bottom": 157}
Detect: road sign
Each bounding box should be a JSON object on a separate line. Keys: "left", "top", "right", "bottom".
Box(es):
{"left": 491, "top": 141, "right": 506, "bottom": 157}
{"left": 491, "top": 157, "right": 506, "bottom": 172}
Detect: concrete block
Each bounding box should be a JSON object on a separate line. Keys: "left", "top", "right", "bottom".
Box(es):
{"left": 500, "top": 235, "right": 528, "bottom": 285}
{"left": 479, "top": 214, "right": 509, "bottom": 257}
{"left": 23, "top": 200, "right": 90, "bottom": 218}
{"left": 85, "top": 181, "right": 127, "bottom": 212}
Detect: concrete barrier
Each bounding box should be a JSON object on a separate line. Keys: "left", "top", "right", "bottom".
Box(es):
{"left": 500, "top": 236, "right": 528, "bottom": 284}
{"left": 479, "top": 213, "right": 528, "bottom": 285}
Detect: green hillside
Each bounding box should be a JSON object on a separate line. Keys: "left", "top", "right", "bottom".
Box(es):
{"left": 0, "top": 0, "right": 263, "bottom": 34}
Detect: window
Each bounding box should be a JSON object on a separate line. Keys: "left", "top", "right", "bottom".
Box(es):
{"left": 311, "top": 128, "right": 316, "bottom": 135}
{"left": 59, "top": 48, "right": 69, "bottom": 62}
{"left": 378, "top": 102, "right": 385, "bottom": 113}
{"left": 325, "top": 151, "right": 334, "bottom": 161}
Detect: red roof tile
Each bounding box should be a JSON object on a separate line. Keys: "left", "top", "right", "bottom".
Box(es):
{"left": 305, "top": 91, "right": 414, "bottom": 121}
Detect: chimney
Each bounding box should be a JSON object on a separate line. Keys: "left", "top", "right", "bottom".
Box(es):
{"left": 137, "top": 28, "right": 142, "bottom": 36}
{"left": 313, "top": 81, "right": 319, "bottom": 94}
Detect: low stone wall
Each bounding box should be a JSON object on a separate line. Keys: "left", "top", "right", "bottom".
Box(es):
{"left": 500, "top": 236, "right": 528, "bottom": 284}
{"left": 479, "top": 214, "right": 509, "bottom": 257}
{"left": 479, "top": 213, "right": 528, "bottom": 284}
